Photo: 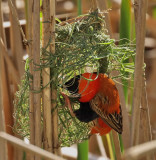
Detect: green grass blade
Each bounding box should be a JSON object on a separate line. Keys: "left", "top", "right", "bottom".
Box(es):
{"left": 77, "top": 140, "right": 88, "bottom": 160}
{"left": 153, "top": 7, "right": 156, "bottom": 18}
{"left": 77, "top": 0, "right": 82, "bottom": 16}
{"left": 119, "top": 0, "right": 132, "bottom": 103}
{"left": 119, "top": 0, "right": 132, "bottom": 155}
{"left": 119, "top": 134, "right": 124, "bottom": 153}
{"left": 120, "top": 0, "right": 131, "bottom": 44}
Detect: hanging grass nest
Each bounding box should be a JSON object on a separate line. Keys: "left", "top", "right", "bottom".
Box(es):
{"left": 14, "top": 10, "right": 135, "bottom": 147}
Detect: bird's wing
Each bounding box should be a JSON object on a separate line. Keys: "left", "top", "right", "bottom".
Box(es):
{"left": 90, "top": 93, "right": 122, "bottom": 134}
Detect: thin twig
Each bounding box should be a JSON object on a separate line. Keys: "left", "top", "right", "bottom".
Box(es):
{"left": 8, "top": 0, "right": 28, "bottom": 45}
{"left": 8, "top": 0, "right": 25, "bottom": 78}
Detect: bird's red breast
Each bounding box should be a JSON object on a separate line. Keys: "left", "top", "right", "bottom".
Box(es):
{"left": 78, "top": 73, "right": 100, "bottom": 102}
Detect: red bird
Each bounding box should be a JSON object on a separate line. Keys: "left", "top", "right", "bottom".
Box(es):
{"left": 62, "top": 72, "right": 122, "bottom": 135}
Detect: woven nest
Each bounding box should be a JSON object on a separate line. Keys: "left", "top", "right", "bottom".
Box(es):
{"left": 13, "top": 10, "right": 135, "bottom": 147}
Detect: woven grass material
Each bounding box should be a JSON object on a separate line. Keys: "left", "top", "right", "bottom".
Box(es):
{"left": 14, "top": 10, "right": 135, "bottom": 147}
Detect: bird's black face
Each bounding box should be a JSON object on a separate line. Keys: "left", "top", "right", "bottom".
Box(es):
{"left": 64, "top": 75, "right": 80, "bottom": 94}
{"left": 74, "top": 102, "right": 99, "bottom": 123}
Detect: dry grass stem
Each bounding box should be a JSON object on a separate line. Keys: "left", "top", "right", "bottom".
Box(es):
{"left": 141, "top": 82, "right": 151, "bottom": 134}
{"left": 8, "top": 1, "right": 25, "bottom": 158}
{"left": 123, "top": 139, "right": 156, "bottom": 160}
{"left": 96, "top": 135, "right": 108, "bottom": 158}
{"left": 0, "top": 16, "right": 8, "bottom": 158}
{"left": 8, "top": 0, "right": 27, "bottom": 44}
{"left": 0, "top": 39, "right": 20, "bottom": 84}
{"left": 140, "top": 78, "right": 154, "bottom": 160}
{"left": 112, "top": 131, "right": 122, "bottom": 160}
{"left": 8, "top": 0, "right": 25, "bottom": 78}
{"left": 115, "top": 78, "right": 131, "bottom": 149}
{"left": 27, "top": 1, "right": 35, "bottom": 159}
{"left": 131, "top": 0, "right": 148, "bottom": 146}
{"left": 90, "top": 0, "right": 98, "bottom": 11}
{"left": 0, "top": 0, "right": 6, "bottom": 45}
{"left": 0, "top": 51, "right": 13, "bottom": 160}
{"left": 27, "top": 0, "right": 35, "bottom": 151}
{"left": 50, "top": 0, "right": 60, "bottom": 155}
{"left": 0, "top": 132, "right": 66, "bottom": 160}
{"left": 42, "top": 0, "right": 52, "bottom": 152}
{"left": 31, "top": 1, "right": 41, "bottom": 160}
{"left": 0, "top": 4, "right": 14, "bottom": 158}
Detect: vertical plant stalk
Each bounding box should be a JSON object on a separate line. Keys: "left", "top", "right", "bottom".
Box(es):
{"left": 131, "top": 0, "right": 148, "bottom": 146}
{"left": 77, "top": 141, "right": 88, "bottom": 160}
{"left": 120, "top": 0, "right": 131, "bottom": 43}
{"left": 50, "top": 0, "right": 60, "bottom": 154}
{"left": 32, "top": 1, "right": 41, "bottom": 160}
{"left": 42, "top": 0, "right": 52, "bottom": 152}
{"left": 0, "top": 92, "right": 8, "bottom": 160}
{"left": 0, "top": 8, "right": 8, "bottom": 158}
{"left": 106, "top": 134, "right": 115, "bottom": 160}
{"left": 140, "top": 78, "right": 154, "bottom": 160}
{"left": 134, "top": 0, "right": 152, "bottom": 146}
{"left": 8, "top": 0, "right": 28, "bottom": 44}
{"left": 96, "top": 135, "right": 108, "bottom": 158}
{"left": 77, "top": 0, "right": 82, "bottom": 15}
{"left": 7, "top": 0, "right": 25, "bottom": 156}
{"left": 0, "top": 0, "right": 6, "bottom": 45}
{"left": 119, "top": 0, "right": 132, "bottom": 149}
{"left": 0, "top": 1, "right": 14, "bottom": 159}
{"left": 0, "top": 38, "right": 20, "bottom": 160}
{"left": 8, "top": 0, "right": 25, "bottom": 78}
{"left": 27, "top": 1, "right": 34, "bottom": 160}
{"left": 27, "top": 2, "right": 35, "bottom": 159}
{"left": 0, "top": 40, "right": 20, "bottom": 84}
{"left": 90, "top": 0, "right": 97, "bottom": 11}
{"left": 119, "top": 0, "right": 131, "bottom": 104}
{"left": 112, "top": 131, "right": 122, "bottom": 160}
